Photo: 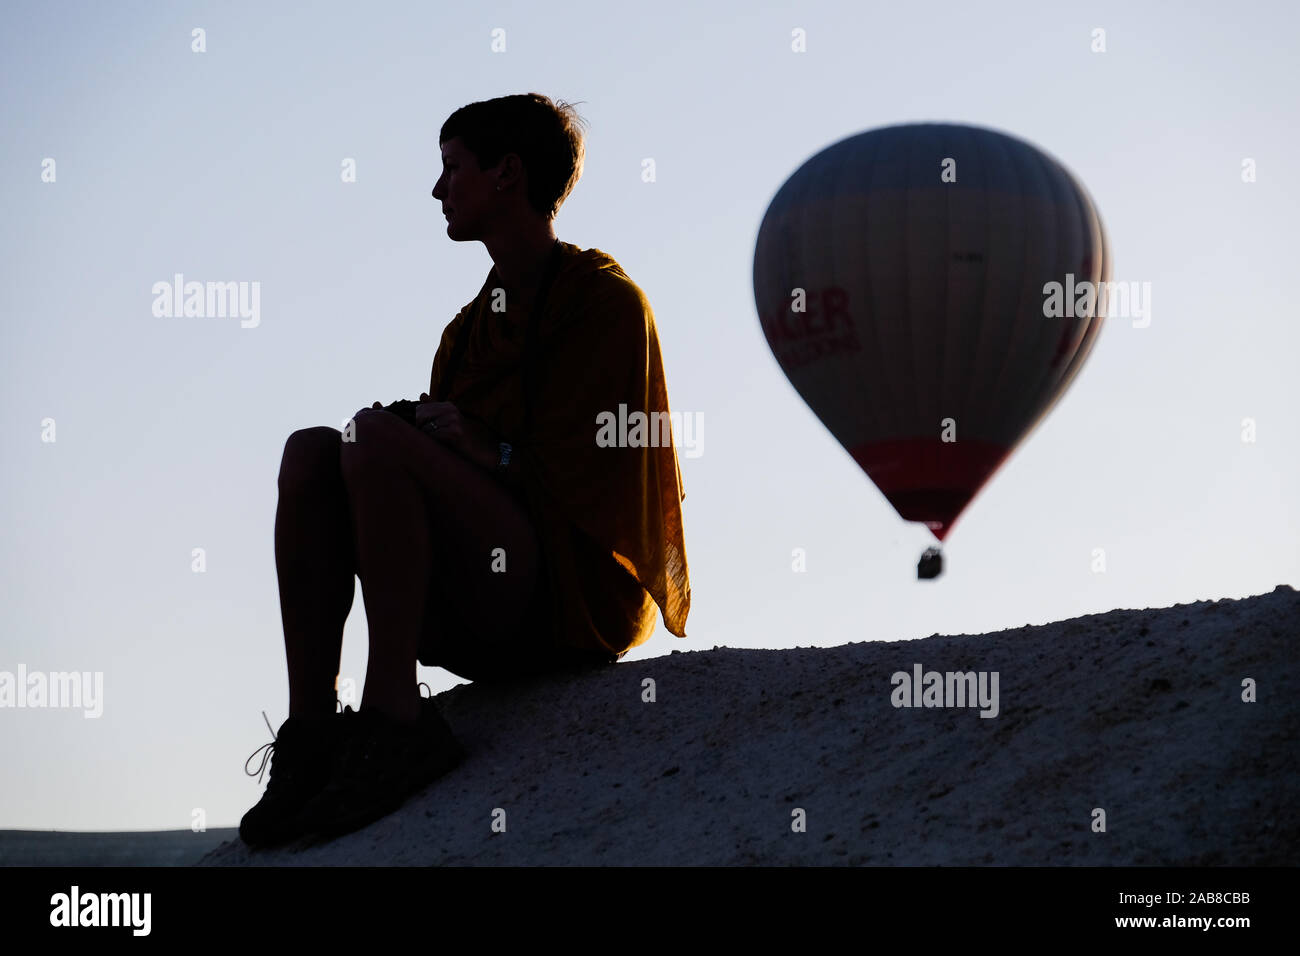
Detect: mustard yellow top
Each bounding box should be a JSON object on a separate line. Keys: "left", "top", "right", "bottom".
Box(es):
{"left": 428, "top": 241, "right": 690, "bottom": 655}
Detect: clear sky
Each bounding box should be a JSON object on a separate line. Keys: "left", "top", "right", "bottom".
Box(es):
{"left": 2, "top": 0, "right": 1296, "bottom": 831}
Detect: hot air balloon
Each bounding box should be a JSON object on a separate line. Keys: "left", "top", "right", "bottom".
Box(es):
{"left": 753, "top": 123, "right": 1109, "bottom": 578}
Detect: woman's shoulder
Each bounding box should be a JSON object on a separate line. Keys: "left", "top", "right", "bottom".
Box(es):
{"left": 560, "top": 241, "right": 637, "bottom": 287}
{"left": 554, "top": 244, "right": 654, "bottom": 327}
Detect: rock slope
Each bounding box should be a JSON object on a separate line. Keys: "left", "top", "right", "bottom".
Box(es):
{"left": 199, "top": 585, "right": 1299, "bottom": 866}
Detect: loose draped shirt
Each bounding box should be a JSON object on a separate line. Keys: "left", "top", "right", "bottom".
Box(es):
{"left": 428, "top": 241, "right": 690, "bottom": 656}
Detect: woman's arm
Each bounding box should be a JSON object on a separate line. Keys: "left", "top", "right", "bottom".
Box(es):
{"left": 461, "top": 415, "right": 525, "bottom": 492}
{"left": 416, "top": 394, "right": 524, "bottom": 492}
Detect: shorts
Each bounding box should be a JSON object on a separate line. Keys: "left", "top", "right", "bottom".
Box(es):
{"left": 416, "top": 545, "right": 619, "bottom": 683}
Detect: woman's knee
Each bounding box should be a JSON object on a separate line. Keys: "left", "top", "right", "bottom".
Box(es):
{"left": 338, "top": 408, "right": 409, "bottom": 483}
{"left": 278, "top": 426, "right": 343, "bottom": 493}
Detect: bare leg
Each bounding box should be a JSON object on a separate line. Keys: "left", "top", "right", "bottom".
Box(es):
{"left": 276, "top": 427, "right": 355, "bottom": 719}
{"left": 339, "top": 411, "right": 429, "bottom": 726}
{"left": 340, "top": 409, "right": 543, "bottom": 723}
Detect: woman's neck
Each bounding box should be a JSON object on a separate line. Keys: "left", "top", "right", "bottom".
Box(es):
{"left": 488, "top": 229, "right": 558, "bottom": 299}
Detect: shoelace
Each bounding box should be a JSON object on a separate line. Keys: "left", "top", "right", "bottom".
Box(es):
{"left": 245, "top": 688, "right": 432, "bottom": 784}
{"left": 244, "top": 710, "right": 279, "bottom": 785}
{"left": 244, "top": 705, "right": 355, "bottom": 784}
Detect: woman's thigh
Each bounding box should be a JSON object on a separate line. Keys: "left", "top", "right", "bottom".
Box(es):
{"left": 345, "top": 409, "right": 548, "bottom": 675}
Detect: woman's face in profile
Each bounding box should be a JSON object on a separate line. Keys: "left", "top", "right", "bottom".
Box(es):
{"left": 433, "top": 137, "right": 497, "bottom": 241}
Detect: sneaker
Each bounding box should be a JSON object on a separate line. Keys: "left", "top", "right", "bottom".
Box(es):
{"left": 296, "top": 698, "right": 465, "bottom": 839}
{"left": 239, "top": 707, "right": 357, "bottom": 848}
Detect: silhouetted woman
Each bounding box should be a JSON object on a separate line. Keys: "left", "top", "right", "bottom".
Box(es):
{"left": 240, "top": 93, "right": 690, "bottom": 846}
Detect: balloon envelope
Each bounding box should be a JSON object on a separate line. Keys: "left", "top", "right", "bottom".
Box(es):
{"left": 753, "top": 123, "right": 1109, "bottom": 541}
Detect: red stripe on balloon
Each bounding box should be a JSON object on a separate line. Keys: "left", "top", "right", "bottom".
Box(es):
{"left": 849, "top": 438, "right": 1013, "bottom": 542}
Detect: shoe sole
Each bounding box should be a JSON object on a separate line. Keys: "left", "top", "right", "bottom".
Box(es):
{"left": 241, "top": 818, "right": 312, "bottom": 849}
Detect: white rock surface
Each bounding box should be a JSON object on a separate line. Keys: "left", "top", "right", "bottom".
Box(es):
{"left": 183, "top": 586, "right": 1300, "bottom": 864}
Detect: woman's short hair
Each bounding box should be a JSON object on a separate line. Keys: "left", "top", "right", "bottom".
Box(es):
{"left": 440, "top": 93, "right": 588, "bottom": 220}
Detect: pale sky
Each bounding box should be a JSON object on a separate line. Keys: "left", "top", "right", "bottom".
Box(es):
{"left": 2, "top": 0, "right": 1297, "bottom": 830}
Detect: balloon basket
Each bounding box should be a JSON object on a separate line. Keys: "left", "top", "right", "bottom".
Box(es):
{"left": 917, "top": 546, "right": 943, "bottom": 580}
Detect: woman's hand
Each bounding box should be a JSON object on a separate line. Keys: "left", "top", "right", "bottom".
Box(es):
{"left": 416, "top": 393, "right": 499, "bottom": 471}
{"left": 414, "top": 395, "right": 466, "bottom": 446}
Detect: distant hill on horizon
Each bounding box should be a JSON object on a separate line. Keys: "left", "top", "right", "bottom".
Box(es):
{"left": 0, "top": 828, "right": 234, "bottom": 867}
